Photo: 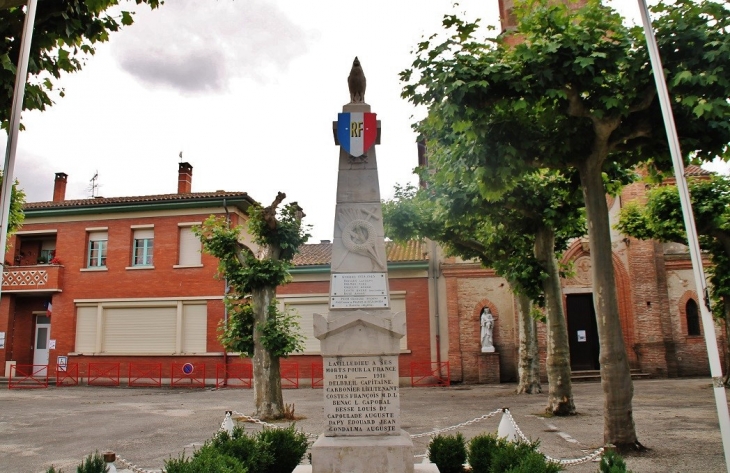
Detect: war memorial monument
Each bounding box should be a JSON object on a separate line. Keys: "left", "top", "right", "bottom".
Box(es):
{"left": 295, "top": 59, "right": 438, "bottom": 473}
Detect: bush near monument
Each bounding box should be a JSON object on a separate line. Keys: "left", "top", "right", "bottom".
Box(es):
{"left": 428, "top": 432, "right": 575, "bottom": 472}
{"left": 164, "top": 425, "right": 308, "bottom": 473}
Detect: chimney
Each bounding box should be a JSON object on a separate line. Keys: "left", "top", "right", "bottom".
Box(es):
{"left": 178, "top": 162, "right": 193, "bottom": 194}
{"left": 53, "top": 172, "right": 67, "bottom": 202}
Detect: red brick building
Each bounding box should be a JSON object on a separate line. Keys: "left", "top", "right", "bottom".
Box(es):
{"left": 439, "top": 166, "right": 725, "bottom": 384}
{"left": 0, "top": 164, "right": 435, "bottom": 386}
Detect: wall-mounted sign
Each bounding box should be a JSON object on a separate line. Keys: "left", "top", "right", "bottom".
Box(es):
{"left": 49, "top": 339, "right": 56, "bottom": 349}
{"left": 57, "top": 356, "right": 67, "bottom": 372}
{"left": 0, "top": 331, "right": 5, "bottom": 349}
{"left": 577, "top": 330, "right": 587, "bottom": 343}
{"left": 182, "top": 363, "right": 194, "bottom": 375}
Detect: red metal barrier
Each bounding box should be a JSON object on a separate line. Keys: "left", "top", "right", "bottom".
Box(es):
{"left": 128, "top": 363, "right": 162, "bottom": 388}
{"left": 171, "top": 362, "right": 206, "bottom": 388}
{"left": 88, "top": 362, "right": 121, "bottom": 386}
{"left": 410, "top": 361, "right": 450, "bottom": 387}
{"left": 311, "top": 362, "right": 323, "bottom": 389}
{"left": 280, "top": 362, "right": 299, "bottom": 389}
{"left": 56, "top": 363, "right": 79, "bottom": 387}
{"left": 8, "top": 364, "right": 48, "bottom": 389}
{"left": 216, "top": 363, "right": 252, "bottom": 388}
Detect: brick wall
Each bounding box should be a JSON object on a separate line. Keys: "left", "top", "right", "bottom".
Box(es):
{"left": 443, "top": 264, "right": 517, "bottom": 383}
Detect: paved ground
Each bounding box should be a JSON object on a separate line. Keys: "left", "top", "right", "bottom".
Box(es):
{"left": 0, "top": 378, "right": 727, "bottom": 472}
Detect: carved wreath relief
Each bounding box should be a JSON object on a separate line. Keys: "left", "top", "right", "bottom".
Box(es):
{"left": 335, "top": 207, "right": 386, "bottom": 271}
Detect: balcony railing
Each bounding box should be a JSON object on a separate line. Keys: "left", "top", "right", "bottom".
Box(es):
{"left": 2, "top": 264, "right": 63, "bottom": 293}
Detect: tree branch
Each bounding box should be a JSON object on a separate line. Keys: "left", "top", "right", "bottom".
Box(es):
{"left": 628, "top": 87, "right": 657, "bottom": 113}
{"left": 263, "top": 192, "right": 286, "bottom": 230}
{"left": 564, "top": 84, "right": 591, "bottom": 118}
{"left": 235, "top": 243, "right": 255, "bottom": 267}
{"left": 608, "top": 122, "right": 652, "bottom": 151}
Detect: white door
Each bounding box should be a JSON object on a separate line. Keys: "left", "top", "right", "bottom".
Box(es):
{"left": 33, "top": 315, "right": 51, "bottom": 375}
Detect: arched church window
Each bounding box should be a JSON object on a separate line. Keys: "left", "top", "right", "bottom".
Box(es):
{"left": 686, "top": 299, "right": 701, "bottom": 336}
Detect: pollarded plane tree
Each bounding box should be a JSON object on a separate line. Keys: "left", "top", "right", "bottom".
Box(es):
{"left": 401, "top": 0, "right": 730, "bottom": 449}
{"left": 195, "top": 192, "right": 309, "bottom": 419}
{"left": 383, "top": 169, "right": 587, "bottom": 410}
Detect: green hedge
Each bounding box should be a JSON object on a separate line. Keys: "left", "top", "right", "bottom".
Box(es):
{"left": 165, "top": 425, "right": 308, "bottom": 473}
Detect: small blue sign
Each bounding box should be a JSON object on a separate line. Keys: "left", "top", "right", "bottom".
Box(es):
{"left": 182, "top": 363, "right": 194, "bottom": 375}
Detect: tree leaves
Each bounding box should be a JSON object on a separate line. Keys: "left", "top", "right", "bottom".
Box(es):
{"left": 0, "top": 0, "right": 162, "bottom": 128}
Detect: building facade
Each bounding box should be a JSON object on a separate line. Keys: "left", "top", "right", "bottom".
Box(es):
{"left": 0, "top": 165, "right": 436, "bottom": 386}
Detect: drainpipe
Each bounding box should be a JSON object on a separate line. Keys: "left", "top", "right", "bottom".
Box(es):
{"left": 222, "top": 198, "right": 230, "bottom": 386}
{"left": 429, "top": 240, "right": 442, "bottom": 374}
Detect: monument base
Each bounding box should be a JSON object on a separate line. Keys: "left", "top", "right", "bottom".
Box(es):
{"left": 478, "top": 352, "right": 501, "bottom": 384}
{"left": 310, "top": 430, "right": 417, "bottom": 473}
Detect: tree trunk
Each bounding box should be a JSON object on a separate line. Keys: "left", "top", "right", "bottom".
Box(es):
{"left": 516, "top": 291, "right": 542, "bottom": 394}
{"left": 535, "top": 225, "right": 575, "bottom": 415}
{"left": 577, "top": 159, "right": 640, "bottom": 450}
{"left": 252, "top": 284, "right": 284, "bottom": 419}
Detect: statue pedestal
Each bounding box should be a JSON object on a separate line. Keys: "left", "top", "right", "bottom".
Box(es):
{"left": 478, "top": 352, "right": 501, "bottom": 384}
{"left": 311, "top": 310, "right": 416, "bottom": 473}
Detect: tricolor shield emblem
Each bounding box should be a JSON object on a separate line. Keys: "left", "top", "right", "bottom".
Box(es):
{"left": 337, "top": 112, "right": 377, "bottom": 157}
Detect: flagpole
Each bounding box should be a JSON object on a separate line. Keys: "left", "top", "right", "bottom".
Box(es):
{"left": 637, "top": 2, "right": 730, "bottom": 471}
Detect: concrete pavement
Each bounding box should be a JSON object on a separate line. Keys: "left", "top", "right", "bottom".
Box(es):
{"left": 0, "top": 378, "right": 726, "bottom": 472}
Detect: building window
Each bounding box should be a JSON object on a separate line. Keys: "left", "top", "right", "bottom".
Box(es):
{"left": 686, "top": 299, "right": 701, "bottom": 336}
{"left": 87, "top": 231, "right": 108, "bottom": 268}
{"left": 132, "top": 229, "right": 154, "bottom": 266}
{"left": 178, "top": 226, "right": 202, "bottom": 266}
{"left": 75, "top": 301, "right": 207, "bottom": 354}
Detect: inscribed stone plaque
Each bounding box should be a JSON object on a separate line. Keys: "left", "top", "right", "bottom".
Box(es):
{"left": 330, "top": 273, "right": 389, "bottom": 309}
{"left": 323, "top": 355, "right": 400, "bottom": 437}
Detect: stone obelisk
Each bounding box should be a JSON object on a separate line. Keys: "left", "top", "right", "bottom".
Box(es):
{"left": 307, "top": 58, "right": 429, "bottom": 473}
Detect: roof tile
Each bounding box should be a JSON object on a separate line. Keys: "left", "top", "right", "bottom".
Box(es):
{"left": 23, "top": 191, "right": 256, "bottom": 210}
{"left": 293, "top": 240, "right": 427, "bottom": 266}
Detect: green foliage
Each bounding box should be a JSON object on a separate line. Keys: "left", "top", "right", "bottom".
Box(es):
{"left": 218, "top": 295, "right": 255, "bottom": 356}
{"left": 247, "top": 204, "right": 310, "bottom": 262}
{"left": 0, "top": 172, "right": 26, "bottom": 250}
{"left": 46, "top": 466, "right": 62, "bottom": 473}
{"left": 164, "top": 448, "right": 247, "bottom": 473}
{"left": 616, "top": 174, "right": 730, "bottom": 319}
{"left": 403, "top": 0, "right": 730, "bottom": 182}
{"left": 467, "top": 433, "right": 499, "bottom": 473}
{"left": 599, "top": 450, "right": 633, "bottom": 473}
{"left": 427, "top": 433, "right": 467, "bottom": 473}
{"left": 164, "top": 425, "right": 308, "bottom": 473}
{"left": 255, "top": 426, "right": 309, "bottom": 473}
{"left": 76, "top": 451, "right": 108, "bottom": 473}
{"left": 383, "top": 170, "right": 586, "bottom": 305}
{"left": 0, "top": 1, "right": 162, "bottom": 129}
{"left": 259, "top": 301, "right": 304, "bottom": 358}
{"left": 487, "top": 439, "right": 558, "bottom": 473}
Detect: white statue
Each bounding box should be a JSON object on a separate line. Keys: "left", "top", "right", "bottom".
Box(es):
{"left": 480, "top": 307, "right": 495, "bottom": 353}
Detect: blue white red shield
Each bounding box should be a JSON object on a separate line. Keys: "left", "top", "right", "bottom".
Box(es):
{"left": 337, "top": 112, "right": 377, "bottom": 157}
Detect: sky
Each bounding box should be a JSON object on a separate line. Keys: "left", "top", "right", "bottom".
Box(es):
{"left": 1, "top": 0, "right": 727, "bottom": 242}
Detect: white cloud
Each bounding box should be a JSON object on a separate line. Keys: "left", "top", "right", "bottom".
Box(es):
{"left": 113, "top": 0, "right": 312, "bottom": 93}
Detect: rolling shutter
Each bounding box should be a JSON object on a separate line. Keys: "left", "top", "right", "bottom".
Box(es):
{"left": 178, "top": 227, "right": 201, "bottom": 265}
{"left": 75, "top": 306, "right": 97, "bottom": 353}
{"left": 103, "top": 306, "right": 176, "bottom": 353}
{"left": 182, "top": 303, "right": 207, "bottom": 353}
{"left": 283, "top": 301, "right": 324, "bottom": 354}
